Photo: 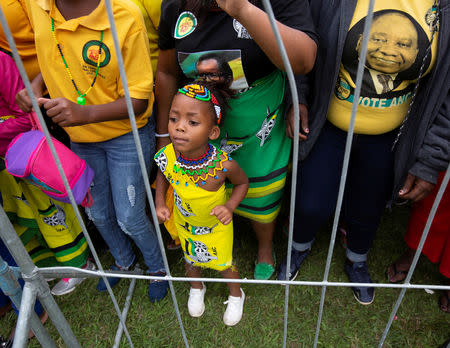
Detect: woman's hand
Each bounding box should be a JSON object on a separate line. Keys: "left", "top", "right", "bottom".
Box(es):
{"left": 399, "top": 174, "right": 435, "bottom": 202}
{"left": 286, "top": 103, "right": 309, "bottom": 141}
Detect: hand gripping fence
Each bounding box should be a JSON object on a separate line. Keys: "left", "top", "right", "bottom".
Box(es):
{"left": 0, "top": 1, "right": 449, "bottom": 347}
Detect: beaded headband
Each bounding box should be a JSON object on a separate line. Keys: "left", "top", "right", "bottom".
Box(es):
{"left": 178, "top": 83, "right": 222, "bottom": 124}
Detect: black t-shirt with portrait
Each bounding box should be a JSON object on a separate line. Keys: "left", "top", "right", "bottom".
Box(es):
{"left": 158, "top": 0, "right": 317, "bottom": 90}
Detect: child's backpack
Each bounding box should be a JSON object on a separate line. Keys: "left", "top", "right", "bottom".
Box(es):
{"left": 5, "top": 130, "right": 94, "bottom": 207}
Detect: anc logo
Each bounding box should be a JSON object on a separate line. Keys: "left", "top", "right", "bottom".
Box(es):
{"left": 335, "top": 75, "right": 351, "bottom": 100}
{"left": 174, "top": 11, "right": 197, "bottom": 39}
{"left": 82, "top": 40, "right": 110, "bottom": 67}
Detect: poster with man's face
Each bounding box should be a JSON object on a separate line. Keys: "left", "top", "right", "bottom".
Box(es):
{"left": 339, "top": 9, "right": 431, "bottom": 99}
{"left": 178, "top": 50, "right": 249, "bottom": 90}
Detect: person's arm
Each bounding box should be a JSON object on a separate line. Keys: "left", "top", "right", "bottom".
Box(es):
{"left": 155, "top": 49, "right": 179, "bottom": 149}
{"left": 210, "top": 158, "right": 249, "bottom": 225}
{"left": 215, "top": 0, "right": 317, "bottom": 74}
{"left": 399, "top": 91, "right": 450, "bottom": 202}
{"left": 37, "top": 97, "right": 148, "bottom": 127}
{"left": 155, "top": 169, "right": 171, "bottom": 223}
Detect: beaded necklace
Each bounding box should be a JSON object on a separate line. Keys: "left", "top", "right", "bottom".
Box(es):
{"left": 51, "top": 18, "right": 103, "bottom": 105}
{"left": 173, "top": 144, "right": 230, "bottom": 186}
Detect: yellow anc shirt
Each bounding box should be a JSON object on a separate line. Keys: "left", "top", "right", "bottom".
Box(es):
{"left": 129, "top": 0, "right": 162, "bottom": 74}
{"left": 25, "top": 0, "right": 154, "bottom": 143}
{"left": 328, "top": 0, "right": 438, "bottom": 134}
{"left": 0, "top": 0, "right": 40, "bottom": 79}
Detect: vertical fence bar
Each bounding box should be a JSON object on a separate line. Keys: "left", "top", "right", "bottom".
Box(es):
{"left": 12, "top": 282, "right": 36, "bottom": 348}
{"left": 259, "top": 1, "right": 300, "bottom": 347}
{"left": 0, "top": 5, "right": 135, "bottom": 346}
{"left": 103, "top": 1, "right": 189, "bottom": 346}
{"left": 378, "top": 164, "right": 450, "bottom": 347}
{"left": 312, "top": 1, "right": 376, "bottom": 347}
{"left": 113, "top": 272, "right": 140, "bottom": 348}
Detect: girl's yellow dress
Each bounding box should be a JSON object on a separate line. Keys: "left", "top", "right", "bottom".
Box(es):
{"left": 155, "top": 143, "right": 233, "bottom": 271}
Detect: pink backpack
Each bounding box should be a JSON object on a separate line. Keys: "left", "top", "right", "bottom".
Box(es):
{"left": 5, "top": 130, "right": 94, "bottom": 207}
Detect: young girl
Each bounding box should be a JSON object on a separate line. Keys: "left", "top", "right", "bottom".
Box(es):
{"left": 155, "top": 82, "right": 249, "bottom": 326}
{"left": 16, "top": 0, "right": 168, "bottom": 302}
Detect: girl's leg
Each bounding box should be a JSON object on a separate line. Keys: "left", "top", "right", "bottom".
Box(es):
{"left": 220, "top": 266, "right": 241, "bottom": 297}
{"left": 185, "top": 262, "right": 202, "bottom": 289}
{"left": 251, "top": 219, "right": 275, "bottom": 266}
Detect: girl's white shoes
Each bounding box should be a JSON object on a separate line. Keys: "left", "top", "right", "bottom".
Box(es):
{"left": 223, "top": 289, "right": 245, "bottom": 326}
{"left": 188, "top": 284, "right": 206, "bottom": 317}
{"left": 187, "top": 286, "right": 245, "bottom": 326}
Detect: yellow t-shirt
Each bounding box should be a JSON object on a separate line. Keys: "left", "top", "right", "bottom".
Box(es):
{"left": 328, "top": 0, "right": 439, "bottom": 134}
{"left": 0, "top": 0, "right": 40, "bottom": 79}
{"left": 25, "top": 0, "right": 154, "bottom": 143}
{"left": 129, "top": 0, "right": 162, "bottom": 74}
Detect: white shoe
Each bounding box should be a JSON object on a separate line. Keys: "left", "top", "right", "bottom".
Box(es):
{"left": 51, "top": 260, "right": 95, "bottom": 296}
{"left": 223, "top": 288, "right": 245, "bottom": 326}
{"left": 188, "top": 284, "right": 206, "bottom": 317}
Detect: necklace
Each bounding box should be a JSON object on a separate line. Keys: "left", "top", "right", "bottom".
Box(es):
{"left": 177, "top": 144, "right": 214, "bottom": 168}
{"left": 173, "top": 144, "right": 229, "bottom": 185}
{"left": 51, "top": 18, "right": 103, "bottom": 105}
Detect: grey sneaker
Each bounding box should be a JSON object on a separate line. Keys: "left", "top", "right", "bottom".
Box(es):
{"left": 51, "top": 260, "right": 95, "bottom": 296}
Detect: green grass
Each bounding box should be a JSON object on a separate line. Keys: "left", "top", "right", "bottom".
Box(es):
{"left": 1, "top": 205, "right": 449, "bottom": 347}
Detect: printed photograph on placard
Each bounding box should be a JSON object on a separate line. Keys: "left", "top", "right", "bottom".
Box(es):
{"left": 178, "top": 50, "right": 248, "bottom": 90}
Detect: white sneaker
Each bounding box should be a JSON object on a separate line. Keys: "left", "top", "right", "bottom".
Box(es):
{"left": 51, "top": 260, "right": 95, "bottom": 296}
{"left": 223, "top": 288, "right": 245, "bottom": 326}
{"left": 188, "top": 284, "right": 206, "bottom": 317}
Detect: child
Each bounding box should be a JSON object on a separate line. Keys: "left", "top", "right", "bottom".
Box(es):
{"left": 0, "top": 50, "right": 94, "bottom": 296}
{"left": 16, "top": 0, "right": 168, "bottom": 302}
{"left": 154, "top": 82, "right": 249, "bottom": 326}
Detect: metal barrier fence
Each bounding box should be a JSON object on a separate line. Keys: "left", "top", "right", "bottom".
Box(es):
{"left": 0, "top": 1, "right": 448, "bottom": 347}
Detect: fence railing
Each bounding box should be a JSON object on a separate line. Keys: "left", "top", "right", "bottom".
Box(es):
{"left": 0, "top": 1, "right": 448, "bottom": 347}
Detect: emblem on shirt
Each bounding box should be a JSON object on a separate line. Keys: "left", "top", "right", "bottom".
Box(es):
{"left": 425, "top": 5, "right": 439, "bottom": 32}
{"left": 233, "top": 19, "right": 252, "bottom": 39}
{"left": 82, "top": 40, "right": 110, "bottom": 67}
{"left": 180, "top": 221, "right": 217, "bottom": 235}
{"left": 335, "top": 75, "right": 351, "bottom": 100}
{"left": 185, "top": 238, "right": 218, "bottom": 263}
{"left": 155, "top": 150, "right": 168, "bottom": 172}
{"left": 174, "top": 12, "right": 197, "bottom": 39}
{"left": 256, "top": 106, "right": 278, "bottom": 147}
{"left": 220, "top": 132, "right": 246, "bottom": 154}
{"left": 40, "top": 202, "right": 68, "bottom": 229}
{"left": 174, "top": 191, "right": 195, "bottom": 217}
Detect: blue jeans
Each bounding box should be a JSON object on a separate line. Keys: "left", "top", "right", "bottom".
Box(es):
{"left": 71, "top": 122, "right": 165, "bottom": 273}
{"left": 293, "top": 122, "right": 396, "bottom": 259}
{"left": 0, "top": 239, "right": 43, "bottom": 316}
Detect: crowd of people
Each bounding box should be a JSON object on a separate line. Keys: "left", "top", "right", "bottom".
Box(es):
{"left": 0, "top": 0, "right": 448, "bottom": 341}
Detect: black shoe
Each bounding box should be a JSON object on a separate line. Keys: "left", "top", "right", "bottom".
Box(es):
{"left": 0, "top": 336, "right": 12, "bottom": 348}
{"left": 277, "top": 249, "right": 310, "bottom": 281}
{"left": 345, "top": 259, "right": 374, "bottom": 305}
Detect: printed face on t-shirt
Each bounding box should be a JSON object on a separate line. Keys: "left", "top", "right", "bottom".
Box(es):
{"left": 357, "top": 13, "right": 419, "bottom": 74}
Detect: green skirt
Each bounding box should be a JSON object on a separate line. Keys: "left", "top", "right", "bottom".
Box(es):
{"left": 212, "top": 69, "right": 291, "bottom": 223}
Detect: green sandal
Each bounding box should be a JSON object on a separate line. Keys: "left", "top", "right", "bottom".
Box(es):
{"left": 254, "top": 253, "right": 276, "bottom": 280}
